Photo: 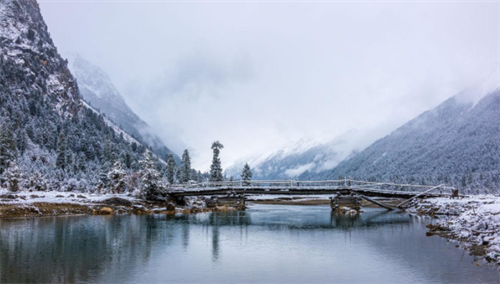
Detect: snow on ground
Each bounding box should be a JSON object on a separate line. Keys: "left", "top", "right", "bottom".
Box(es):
{"left": 409, "top": 195, "right": 500, "bottom": 264}
{"left": 0, "top": 189, "right": 140, "bottom": 206}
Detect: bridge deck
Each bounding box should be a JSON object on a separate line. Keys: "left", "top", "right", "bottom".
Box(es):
{"left": 169, "top": 186, "right": 444, "bottom": 199}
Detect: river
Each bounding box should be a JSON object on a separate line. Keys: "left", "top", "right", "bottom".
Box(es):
{"left": 0, "top": 204, "right": 499, "bottom": 283}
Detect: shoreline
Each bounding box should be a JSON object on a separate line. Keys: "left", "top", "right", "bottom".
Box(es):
{"left": 406, "top": 195, "right": 500, "bottom": 266}
{"left": 0, "top": 190, "right": 243, "bottom": 218}
{"left": 1, "top": 190, "right": 499, "bottom": 266}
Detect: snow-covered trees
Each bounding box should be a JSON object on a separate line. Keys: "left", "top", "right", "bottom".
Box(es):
{"left": 165, "top": 154, "right": 176, "bottom": 185}
{"left": 3, "top": 161, "right": 23, "bottom": 192}
{"left": 241, "top": 163, "right": 253, "bottom": 182}
{"left": 139, "top": 152, "right": 165, "bottom": 200}
{"left": 210, "top": 141, "right": 224, "bottom": 182}
{"left": 56, "top": 132, "right": 66, "bottom": 170}
{"left": 28, "top": 172, "right": 47, "bottom": 191}
{"left": 0, "top": 0, "right": 185, "bottom": 195}
{"left": 181, "top": 149, "right": 192, "bottom": 183}
{"left": 107, "top": 161, "right": 126, "bottom": 193}
{"left": 0, "top": 122, "right": 16, "bottom": 174}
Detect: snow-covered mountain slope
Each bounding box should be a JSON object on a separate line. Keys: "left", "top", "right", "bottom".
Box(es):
{"left": 304, "top": 82, "right": 500, "bottom": 190}
{"left": 0, "top": 0, "right": 81, "bottom": 116}
{"left": 225, "top": 133, "right": 371, "bottom": 180}
{"left": 0, "top": 0, "right": 167, "bottom": 192}
{"left": 69, "top": 56, "right": 179, "bottom": 161}
{"left": 80, "top": 100, "right": 166, "bottom": 164}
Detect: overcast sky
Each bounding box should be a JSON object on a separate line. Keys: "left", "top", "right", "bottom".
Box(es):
{"left": 39, "top": 0, "right": 499, "bottom": 170}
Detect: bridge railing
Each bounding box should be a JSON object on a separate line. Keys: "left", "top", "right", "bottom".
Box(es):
{"left": 169, "top": 179, "right": 456, "bottom": 195}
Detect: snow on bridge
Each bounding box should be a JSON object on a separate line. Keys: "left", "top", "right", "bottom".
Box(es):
{"left": 168, "top": 179, "right": 455, "bottom": 201}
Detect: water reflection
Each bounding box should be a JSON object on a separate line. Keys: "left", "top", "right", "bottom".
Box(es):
{"left": 0, "top": 205, "right": 498, "bottom": 284}
{"left": 0, "top": 216, "right": 159, "bottom": 283}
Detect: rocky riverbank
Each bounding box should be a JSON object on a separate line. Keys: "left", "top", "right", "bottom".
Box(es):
{"left": 407, "top": 195, "right": 500, "bottom": 266}
{"left": 0, "top": 190, "right": 244, "bottom": 218}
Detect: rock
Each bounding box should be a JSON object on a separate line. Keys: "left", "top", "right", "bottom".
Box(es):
{"left": 56, "top": 195, "right": 64, "bottom": 198}
{"left": 132, "top": 207, "right": 151, "bottom": 215}
{"left": 215, "top": 206, "right": 229, "bottom": 212}
{"left": 30, "top": 194, "right": 40, "bottom": 199}
{"left": 103, "top": 197, "right": 132, "bottom": 207}
{"left": 99, "top": 207, "right": 114, "bottom": 215}
{"left": 166, "top": 202, "right": 176, "bottom": 212}
{"left": 77, "top": 195, "right": 87, "bottom": 199}
{"left": 68, "top": 194, "right": 75, "bottom": 197}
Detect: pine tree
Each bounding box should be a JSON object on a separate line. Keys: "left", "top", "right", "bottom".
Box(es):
{"left": 124, "top": 152, "right": 132, "bottom": 169}
{"left": 66, "top": 150, "right": 74, "bottom": 172}
{"left": 77, "top": 152, "right": 86, "bottom": 171}
{"left": 181, "top": 149, "right": 191, "bottom": 183}
{"left": 190, "top": 169, "right": 198, "bottom": 182}
{"left": 0, "top": 122, "right": 17, "bottom": 174}
{"left": 107, "top": 161, "right": 126, "bottom": 193}
{"left": 4, "top": 161, "right": 23, "bottom": 192}
{"left": 29, "top": 172, "right": 47, "bottom": 191}
{"left": 209, "top": 141, "right": 224, "bottom": 182}
{"left": 165, "top": 153, "right": 176, "bottom": 185}
{"left": 241, "top": 163, "right": 253, "bottom": 183}
{"left": 139, "top": 152, "right": 165, "bottom": 200}
{"left": 98, "top": 161, "right": 111, "bottom": 190}
{"left": 56, "top": 132, "right": 66, "bottom": 170}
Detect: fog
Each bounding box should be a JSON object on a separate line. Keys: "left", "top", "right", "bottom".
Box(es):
{"left": 39, "top": 0, "right": 499, "bottom": 170}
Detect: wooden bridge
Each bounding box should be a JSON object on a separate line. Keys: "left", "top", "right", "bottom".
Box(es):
{"left": 168, "top": 179, "right": 456, "bottom": 210}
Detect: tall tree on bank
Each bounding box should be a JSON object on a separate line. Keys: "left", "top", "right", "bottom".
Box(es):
{"left": 107, "top": 161, "right": 126, "bottom": 193}
{"left": 139, "top": 152, "right": 165, "bottom": 200}
{"left": 241, "top": 163, "right": 253, "bottom": 183}
{"left": 210, "top": 141, "right": 224, "bottom": 182}
{"left": 181, "top": 149, "right": 192, "bottom": 183}
{"left": 4, "top": 161, "right": 23, "bottom": 192}
{"left": 165, "top": 154, "right": 176, "bottom": 185}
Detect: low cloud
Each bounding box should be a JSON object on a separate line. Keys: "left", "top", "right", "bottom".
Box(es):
{"left": 285, "top": 163, "right": 316, "bottom": 178}
{"left": 40, "top": 1, "right": 499, "bottom": 170}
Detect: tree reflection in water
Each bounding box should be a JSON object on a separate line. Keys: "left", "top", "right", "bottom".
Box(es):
{"left": 0, "top": 206, "right": 498, "bottom": 284}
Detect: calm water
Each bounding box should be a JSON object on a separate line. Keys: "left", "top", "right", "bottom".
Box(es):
{"left": 0, "top": 204, "right": 499, "bottom": 284}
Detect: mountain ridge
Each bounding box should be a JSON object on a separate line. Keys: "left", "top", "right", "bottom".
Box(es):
{"left": 69, "top": 55, "right": 179, "bottom": 161}
{"left": 300, "top": 87, "right": 500, "bottom": 192}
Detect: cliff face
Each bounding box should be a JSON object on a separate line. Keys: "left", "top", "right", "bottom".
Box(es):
{"left": 0, "top": 0, "right": 81, "bottom": 116}
{"left": 0, "top": 0, "right": 164, "bottom": 192}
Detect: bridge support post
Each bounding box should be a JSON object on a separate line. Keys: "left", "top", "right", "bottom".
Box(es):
{"left": 174, "top": 196, "right": 187, "bottom": 206}
{"left": 357, "top": 194, "right": 394, "bottom": 210}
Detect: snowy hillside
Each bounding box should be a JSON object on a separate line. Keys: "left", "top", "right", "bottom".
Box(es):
{"left": 69, "top": 56, "right": 179, "bottom": 161}
{"left": 225, "top": 132, "right": 373, "bottom": 180}
{"left": 0, "top": 0, "right": 167, "bottom": 194}
{"left": 0, "top": 0, "right": 81, "bottom": 115}
{"left": 304, "top": 83, "right": 500, "bottom": 192}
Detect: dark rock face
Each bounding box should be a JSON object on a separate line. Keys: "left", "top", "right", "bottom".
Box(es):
{"left": 0, "top": 0, "right": 81, "bottom": 116}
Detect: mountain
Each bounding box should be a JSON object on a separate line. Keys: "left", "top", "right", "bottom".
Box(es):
{"left": 225, "top": 132, "right": 373, "bottom": 180}
{"left": 301, "top": 78, "right": 500, "bottom": 192}
{"left": 0, "top": 0, "right": 81, "bottom": 116}
{"left": 68, "top": 55, "right": 179, "bottom": 161}
{"left": 0, "top": 0, "right": 165, "bottom": 193}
